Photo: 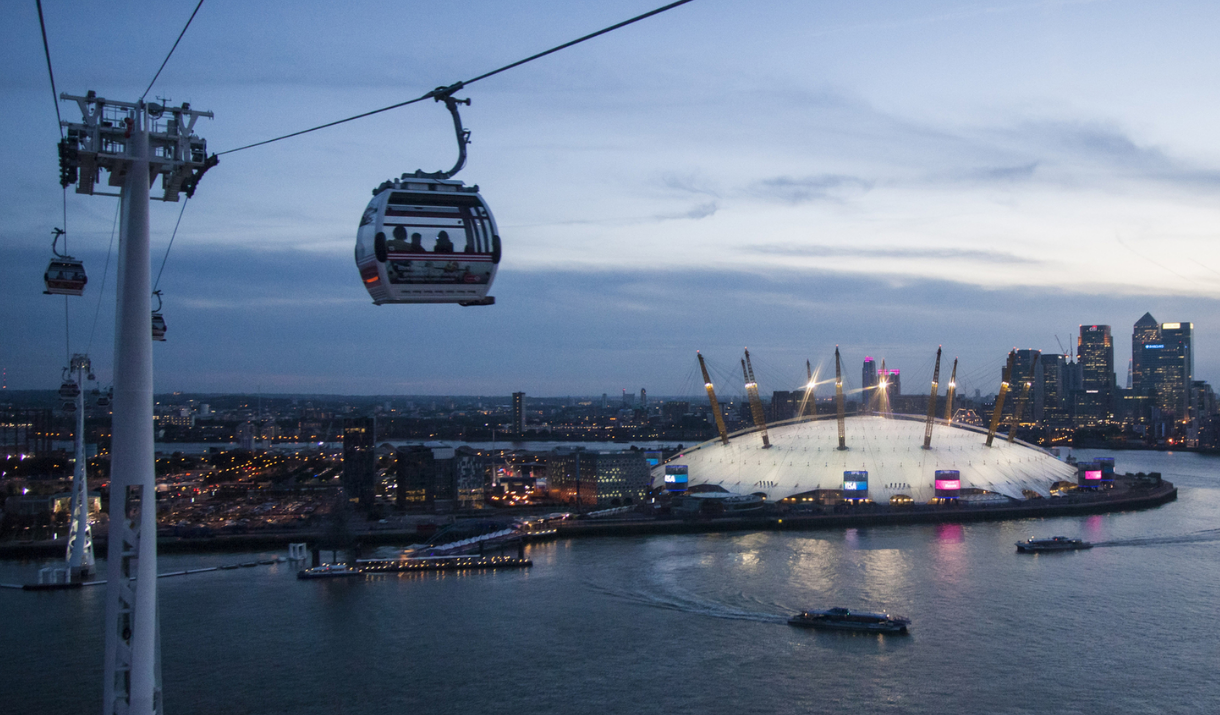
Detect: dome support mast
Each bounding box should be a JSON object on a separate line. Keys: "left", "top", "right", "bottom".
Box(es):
{"left": 943, "top": 358, "right": 958, "bottom": 423}
{"left": 834, "top": 346, "right": 847, "bottom": 450}
{"left": 799, "top": 360, "right": 817, "bottom": 419}
{"left": 986, "top": 351, "right": 1016, "bottom": 447}
{"left": 742, "top": 349, "right": 770, "bottom": 448}
{"left": 697, "top": 352, "right": 730, "bottom": 446}
{"left": 923, "top": 346, "right": 942, "bottom": 450}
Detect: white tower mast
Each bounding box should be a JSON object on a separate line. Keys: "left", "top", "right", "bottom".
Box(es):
{"left": 59, "top": 91, "right": 214, "bottom": 715}
{"left": 65, "top": 353, "right": 95, "bottom": 580}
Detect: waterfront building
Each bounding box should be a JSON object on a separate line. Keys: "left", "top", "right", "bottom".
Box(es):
{"left": 549, "top": 449, "right": 650, "bottom": 507}
{"left": 512, "top": 392, "right": 526, "bottom": 435}
{"left": 770, "top": 390, "right": 797, "bottom": 422}
{"left": 236, "top": 421, "right": 256, "bottom": 451}
{"left": 342, "top": 417, "right": 376, "bottom": 508}
{"left": 396, "top": 444, "right": 489, "bottom": 510}
{"left": 661, "top": 401, "right": 689, "bottom": 423}
{"left": 652, "top": 414, "right": 1074, "bottom": 505}
{"left": 0, "top": 407, "right": 53, "bottom": 456}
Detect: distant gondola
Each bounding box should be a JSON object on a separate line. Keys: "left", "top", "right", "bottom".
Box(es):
{"left": 355, "top": 87, "right": 499, "bottom": 306}
{"left": 151, "top": 291, "right": 167, "bottom": 342}
{"left": 59, "top": 380, "right": 80, "bottom": 400}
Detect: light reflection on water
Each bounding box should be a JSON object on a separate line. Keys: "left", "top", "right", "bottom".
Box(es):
{"left": 2, "top": 450, "right": 1218, "bottom": 714}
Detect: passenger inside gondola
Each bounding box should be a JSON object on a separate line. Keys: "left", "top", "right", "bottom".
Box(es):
{"left": 409, "top": 232, "right": 426, "bottom": 252}
{"left": 385, "top": 226, "right": 409, "bottom": 252}
{"left": 433, "top": 230, "right": 454, "bottom": 253}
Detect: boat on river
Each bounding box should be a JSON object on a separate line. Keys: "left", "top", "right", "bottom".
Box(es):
{"left": 1016, "top": 536, "right": 1092, "bottom": 553}
{"left": 297, "top": 563, "right": 362, "bottom": 580}
{"left": 787, "top": 607, "right": 910, "bottom": 634}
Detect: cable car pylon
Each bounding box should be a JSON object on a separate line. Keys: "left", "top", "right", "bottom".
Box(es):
{"left": 65, "top": 354, "right": 95, "bottom": 581}
{"left": 59, "top": 89, "right": 214, "bottom": 715}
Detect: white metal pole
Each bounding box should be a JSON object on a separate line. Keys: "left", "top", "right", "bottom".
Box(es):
{"left": 104, "top": 111, "right": 161, "bottom": 715}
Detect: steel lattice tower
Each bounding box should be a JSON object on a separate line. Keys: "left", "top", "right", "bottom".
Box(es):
{"left": 65, "top": 353, "right": 95, "bottom": 580}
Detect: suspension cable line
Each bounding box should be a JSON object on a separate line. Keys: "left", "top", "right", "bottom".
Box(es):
{"left": 87, "top": 202, "right": 121, "bottom": 355}
{"left": 35, "top": 0, "right": 63, "bottom": 137}
{"left": 217, "top": 0, "right": 696, "bottom": 156}
{"left": 154, "top": 198, "right": 189, "bottom": 291}
{"left": 141, "top": 0, "right": 206, "bottom": 103}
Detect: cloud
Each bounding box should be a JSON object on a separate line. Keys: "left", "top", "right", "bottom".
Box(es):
{"left": 743, "top": 244, "right": 1042, "bottom": 266}
{"left": 745, "top": 174, "right": 873, "bottom": 204}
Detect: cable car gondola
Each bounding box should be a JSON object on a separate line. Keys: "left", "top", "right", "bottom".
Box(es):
{"left": 44, "top": 228, "right": 87, "bottom": 296}
{"left": 151, "top": 291, "right": 167, "bottom": 342}
{"left": 355, "top": 88, "right": 499, "bottom": 306}
{"left": 59, "top": 378, "right": 80, "bottom": 400}
{"left": 96, "top": 387, "right": 113, "bottom": 408}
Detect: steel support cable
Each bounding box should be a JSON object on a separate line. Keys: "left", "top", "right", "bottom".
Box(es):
{"left": 35, "top": 0, "right": 63, "bottom": 136}
{"left": 217, "top": 0, "right": 696, "bottom": 156}
{"left": 141, "top": 0, "right": 206, "bottom": 102}
{"left": 154, "top": 198, "right": 189, "bottom": 291}
{"left": 87, "top": 202, "right": 121, "bottom": 355}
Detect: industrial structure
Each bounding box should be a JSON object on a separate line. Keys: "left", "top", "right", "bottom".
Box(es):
{"left": 663, "top": 349, "right": 1076, "bottom": 505}
{"left": 652, "top": 414, "right": 1075, "bottom": 505}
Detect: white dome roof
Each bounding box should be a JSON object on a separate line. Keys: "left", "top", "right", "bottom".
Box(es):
{"left": 652, "top": 414, "right": 1075, "bottom": 502}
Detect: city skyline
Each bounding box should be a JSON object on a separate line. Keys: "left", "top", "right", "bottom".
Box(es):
{"left": 5, "top": 1, "right": 1220, "bottom": 396}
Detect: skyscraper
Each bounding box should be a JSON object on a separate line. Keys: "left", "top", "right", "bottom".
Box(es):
{"left": 1076, "top": 325, "right": 1115, "bottom": 424}
{"left": 1131, "top": 312, "right": 1160, "bottom": 399}
{"left": 861, "top": 357, "right": 877, "bottom": 413}
{"left": 1039, "top": 353, "right": 1069, "bottom": 424}
{"left": 512, "top": 392, "right": 526, "bottom": 434}
{"left": 1003, "top": 349, "right": 1041, "bottom": 420}
{"left": 342, "top": 417, "right": 376, "bottom": 509}
{"left": 1156, "top": 322, "right": 1193, "bottom": 419}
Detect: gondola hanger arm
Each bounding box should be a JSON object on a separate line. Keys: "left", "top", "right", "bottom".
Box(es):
{"left": 412, "top": 85, "right": 471, "bottom": 180}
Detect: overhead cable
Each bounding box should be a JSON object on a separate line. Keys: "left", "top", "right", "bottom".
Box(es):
{"left": 142, "top": 0, "right": 206, "bottom": 102}
{"left": 35, "top": 0, "right": 63, "bottom": 137}
{"left": 87, "top": 202, "right": 121, "bottom": 355}
{"left": 217, "top": 0, "right": 696, "bottom": 155}
{"left": 154, "top": 198, "right": 189, "bottom": 291}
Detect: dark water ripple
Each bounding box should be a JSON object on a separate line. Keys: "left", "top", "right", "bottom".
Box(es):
{"left": 2, "top": 449, "right": 1219, "bottom": 714}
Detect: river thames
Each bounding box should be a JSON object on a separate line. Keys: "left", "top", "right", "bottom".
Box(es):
{"left": 3, "top": 449, "right": 1218, "bottom": 714}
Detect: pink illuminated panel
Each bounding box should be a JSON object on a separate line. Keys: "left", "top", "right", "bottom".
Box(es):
{"left": 934, "top": 479, "right": 961, "bottom": 490}
{"left": 1084, "top": 470, "right": 1102, "bottom": 481}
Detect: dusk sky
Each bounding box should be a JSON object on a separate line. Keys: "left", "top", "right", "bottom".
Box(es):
{"left": 4, "top": 0, "right": 1220, "bottom": 398}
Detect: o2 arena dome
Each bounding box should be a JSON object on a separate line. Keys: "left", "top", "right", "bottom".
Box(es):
{"left": 651, "top": 414, "right": 1076, "bottom": 504}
